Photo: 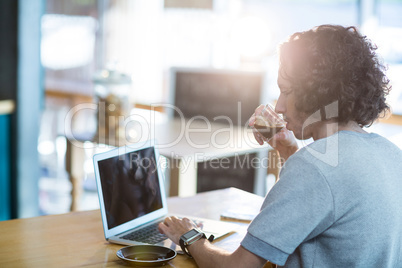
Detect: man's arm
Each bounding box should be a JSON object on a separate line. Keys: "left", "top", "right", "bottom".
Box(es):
{"left": 187, "top": 239, "right": 267, "bottom": 268}
{"left": 158, "top": 216, "right": 267, "bottom": 268}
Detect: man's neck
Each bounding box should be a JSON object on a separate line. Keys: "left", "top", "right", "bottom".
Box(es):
{"left": 312, "top": 121, "right": 367, "bottom": 141}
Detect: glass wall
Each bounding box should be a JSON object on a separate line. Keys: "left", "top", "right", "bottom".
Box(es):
{"left": 369, "top": 0, "right": 402, "bottom": 115}
{"left": 102, "top": 0, "right": 358, "bottom": 104}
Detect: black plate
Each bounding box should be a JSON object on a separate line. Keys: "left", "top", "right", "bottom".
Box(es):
{"left": 116, "top": 245, "right": 177, "bottom": 266}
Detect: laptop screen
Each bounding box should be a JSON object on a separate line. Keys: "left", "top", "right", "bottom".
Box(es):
{"left": 97, "top": 147, "right": 163, "bottom": 229}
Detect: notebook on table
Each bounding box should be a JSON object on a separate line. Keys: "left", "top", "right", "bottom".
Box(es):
{"left": 92, "top": 139, "right": 237, "bottom": 251}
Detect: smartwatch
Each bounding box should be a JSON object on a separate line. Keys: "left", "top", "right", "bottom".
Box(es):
{"left": 179, "top": 228, "right": 214, "bottom": 257}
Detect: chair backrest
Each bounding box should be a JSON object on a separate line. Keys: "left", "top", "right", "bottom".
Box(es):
{"left": 168, "top": 67, "right": 266, "bottom": 127}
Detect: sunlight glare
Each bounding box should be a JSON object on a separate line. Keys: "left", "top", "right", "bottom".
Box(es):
{"left": 231, "top": 16, "right": 272, "bottom": 58}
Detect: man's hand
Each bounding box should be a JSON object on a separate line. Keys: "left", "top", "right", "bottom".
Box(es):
{"left": 267, "top": 128, "right": 298, "bottom": 161}
{"left": 158, "top": 216, "right": 196, "bottom": 245}
{"left": 249, "top": 104, "right": 298, "bottom": 161}
{"left": 158, "top": 217, "right": 267, "bottom": 268}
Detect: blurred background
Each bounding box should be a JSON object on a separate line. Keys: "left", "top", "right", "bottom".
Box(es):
{"left": 1, "top": 0, "right": 402, "bottom": 220}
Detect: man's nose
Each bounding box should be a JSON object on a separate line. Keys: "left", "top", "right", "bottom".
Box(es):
{"left": 274, "top": 97, "right": 286, "bottom": 115}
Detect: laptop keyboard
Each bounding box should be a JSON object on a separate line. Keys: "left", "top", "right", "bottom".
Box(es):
{"left": 120, "top": 221, "right": 167, "bottom": 244}
{"left": 120, "top": 218, "right": 204, "bottom": 244}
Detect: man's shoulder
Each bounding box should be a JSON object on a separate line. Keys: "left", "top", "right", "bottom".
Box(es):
{"left": 290, "top": 131, "right": 401, "bottom": 167}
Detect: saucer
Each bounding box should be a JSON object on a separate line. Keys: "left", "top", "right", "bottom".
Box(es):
{"left": 116, "top": 245, "right": 177, "bottom": 266}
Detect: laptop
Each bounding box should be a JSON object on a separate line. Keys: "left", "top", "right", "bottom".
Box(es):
{"left": 93, "top": 139, "right": 238, "bottom": 250}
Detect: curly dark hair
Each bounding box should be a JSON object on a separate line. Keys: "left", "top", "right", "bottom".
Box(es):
{"left": 279, "top": 24, "right": 391, "bottom": 127}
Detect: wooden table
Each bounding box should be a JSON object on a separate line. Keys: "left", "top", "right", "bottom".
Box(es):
{"left": 0, "top": 188, "right": 266, "bottom": 267}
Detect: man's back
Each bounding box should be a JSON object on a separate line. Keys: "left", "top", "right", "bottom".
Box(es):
{"left": 242, "top": 131, "right": 402, "bottom": 267}
{"left": 287, "top": 131, "right": 402, "bottom": 267}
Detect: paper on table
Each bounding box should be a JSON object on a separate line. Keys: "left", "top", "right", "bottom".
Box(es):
{"left": 220, "top": 205, "right": 260, "bottom": 223}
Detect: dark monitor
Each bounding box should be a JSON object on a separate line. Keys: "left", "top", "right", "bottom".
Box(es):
{"left": 169, "top": 67, "right": 265, "bottom": 126}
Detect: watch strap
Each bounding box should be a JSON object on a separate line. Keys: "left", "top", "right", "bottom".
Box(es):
{"left": 179, "top": 232, "right": 205, "bottom": 257}
{"left": 179, "top": 230, "right": 215, "bottom": 258}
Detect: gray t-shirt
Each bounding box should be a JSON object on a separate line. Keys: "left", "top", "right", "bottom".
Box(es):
{"left": 241, "top": 131, "right": 402, "bottom": 267}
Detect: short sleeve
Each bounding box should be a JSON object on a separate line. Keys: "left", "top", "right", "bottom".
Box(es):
{"left": 241, "top": 155, "right": 335, "bottom": 265}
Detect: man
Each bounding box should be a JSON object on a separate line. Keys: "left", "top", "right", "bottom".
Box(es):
{"left": 158, "top": 25, "right": 402, "bottom": 267}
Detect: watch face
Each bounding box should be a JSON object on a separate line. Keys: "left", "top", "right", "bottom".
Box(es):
{"left": 183, "top": 229, "right": 199, "bottom": 240}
